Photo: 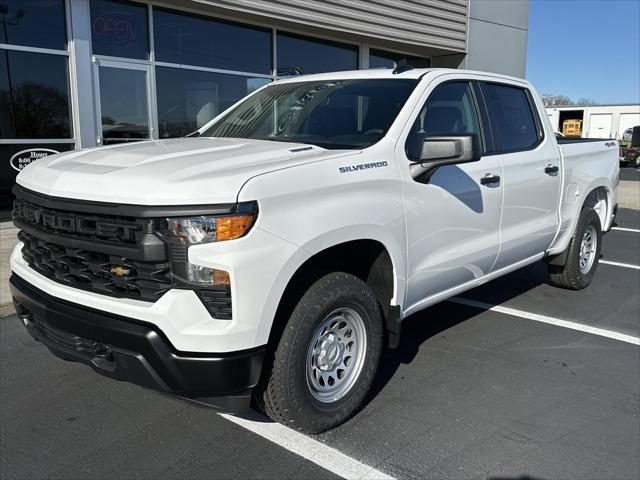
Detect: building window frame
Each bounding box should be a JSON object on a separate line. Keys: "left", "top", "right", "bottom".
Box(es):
{"left": 0, "top": 0, "right": 76, "bottom": 146}
{"left": 84, "top": 0, "right": 432, "bottom": 144}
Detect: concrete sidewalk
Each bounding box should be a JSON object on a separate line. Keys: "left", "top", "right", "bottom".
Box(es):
{"left": 0, "top": 223, "right": 18, "bottom": 317}
{"left": 619, "top": 180, "right": 639, "bottom": 210}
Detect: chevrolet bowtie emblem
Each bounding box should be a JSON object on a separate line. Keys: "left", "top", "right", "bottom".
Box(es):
{"left": 110, "top": 266, "right": 130, "bottom": 276}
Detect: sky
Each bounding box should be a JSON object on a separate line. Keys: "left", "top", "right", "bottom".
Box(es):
{"left": 526, "top": 0, "right": 640, "bottom": 104}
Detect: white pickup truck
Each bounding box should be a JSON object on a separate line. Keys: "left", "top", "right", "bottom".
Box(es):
{"left": 10, "top": 68, "right": 618, "bottom": 434}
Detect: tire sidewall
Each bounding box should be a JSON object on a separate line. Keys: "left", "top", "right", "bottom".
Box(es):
{"left": 281, "top": 274, "right": 383, "bottom": 431}
{"left": 570, "top": 209, "right": 602, "bottom": 288}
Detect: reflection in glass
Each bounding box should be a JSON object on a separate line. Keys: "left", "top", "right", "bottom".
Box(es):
{"left": 90, "top": 0, "right": 148, "bottom": 60}
{"left": 276, "top": 33, "right": 357, "bottom": 76}
{"left": 98, "top": 66, "right": 149, "bottom": 144}
{"left": 154, "top": 8, "right": 271, "bottom": 74}
{"left": 369, "top": 49, "right": 430, "bottom": 69}
{"left": 0, "top": 51, "right": 72, "bottom": 139}
{"left": 0, "top": 0, "right": 67, "bottom": 50}
{"left": 156, "top": 66, "right": 270, "bottom": 138}
{"left": 202, "top": 79, "right": 418, "bottom": 150}
{"left": 482, "top": 84, "right": 538, "bottom": 151}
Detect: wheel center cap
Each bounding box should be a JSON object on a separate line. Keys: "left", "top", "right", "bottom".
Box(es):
{"left": 316, "top": 334, "right": 344, "bottom": 371}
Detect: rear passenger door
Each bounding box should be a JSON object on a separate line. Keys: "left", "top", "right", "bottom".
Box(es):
{"left": 479, "top": 82, "right": 561, "bottom": 270}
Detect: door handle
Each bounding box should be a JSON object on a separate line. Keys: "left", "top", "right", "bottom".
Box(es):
{"left": 545, "top": 164, "right": 559, "bottom": 175}
{"left": 480, "top": 173, "right": 501, "bottom": 186}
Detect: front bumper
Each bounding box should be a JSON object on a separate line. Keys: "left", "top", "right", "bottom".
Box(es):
{"left": 10, "top": 274, "right": 265, "bottom": 412}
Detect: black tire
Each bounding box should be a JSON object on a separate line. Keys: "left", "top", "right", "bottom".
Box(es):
{"left": 258, "top": 272, "right": 384, "bottom": 434}
{"left": 548, "top": 208, "right": 602, "bottom": 290}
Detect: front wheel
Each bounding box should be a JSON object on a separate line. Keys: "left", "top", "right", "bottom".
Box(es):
{"left": 548, "top": 208, "right": 602, "bottom": 290}
{"left": 258, "top": 272, "right": 384, "bottom": 434}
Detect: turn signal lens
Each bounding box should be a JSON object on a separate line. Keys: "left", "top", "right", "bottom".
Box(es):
{"left": 162, "top": 212, "right": 256, "bottom": 244}
{"left": 216, "top": 214, "right": 256, "bottom": 241}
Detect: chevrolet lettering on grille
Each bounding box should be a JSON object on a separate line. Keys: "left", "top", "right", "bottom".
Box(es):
{"left": 14, "top": 200, "right": 141, "bottom": 242}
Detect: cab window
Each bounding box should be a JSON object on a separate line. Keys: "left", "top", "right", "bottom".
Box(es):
{"left": 405, "top": 81, "right": 481, "bottom": 161}
{"left": 480, "top": 83, "right": 541, "bottom": 153}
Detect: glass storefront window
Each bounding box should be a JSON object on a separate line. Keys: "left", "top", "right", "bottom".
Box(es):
{"left": 90, "top": 0, "right": 148, "bottom": 60}
{"left": 0, "top": 0, "right": 67, "bottom": 50}
{"left": 0, "top": 50, "right": 72, "bottom": 139}
{"left": 98, "top": 66, "right": 149, "bottom": 144}
{"left": 369, "top": 49, "right": 430, "bottom": 69}
{"left": 153, "top": 9, "right": 271, "bottom": 74}
{"left": 276, "top": 33, "right": 358, "bottom": 76}
{"left": 1, "top": 143, "right": 73, "bottom": 212}
{"left": 156, "top": 66, "right": 269, "bottom": 138}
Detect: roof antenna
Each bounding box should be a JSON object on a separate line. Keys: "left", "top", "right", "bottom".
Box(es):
{"left": 392, "top": 59, "right": 413, "bottom": 74}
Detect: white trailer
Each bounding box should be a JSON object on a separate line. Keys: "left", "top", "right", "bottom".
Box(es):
{"left": 546, "top": 104, "right": 640, "bottom": 139}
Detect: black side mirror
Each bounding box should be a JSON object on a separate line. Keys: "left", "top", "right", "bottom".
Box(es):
{"left": 409, "top": 134, "right": 481, "bottom": 180}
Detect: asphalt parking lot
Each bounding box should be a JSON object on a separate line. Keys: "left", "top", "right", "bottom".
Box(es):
{"left": 1, "top": 208, "right": 639, "bottom": 480}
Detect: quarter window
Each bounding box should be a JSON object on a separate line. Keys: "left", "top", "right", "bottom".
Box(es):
{"left": 481, "top": 83, "right": 540, "bottom": 152}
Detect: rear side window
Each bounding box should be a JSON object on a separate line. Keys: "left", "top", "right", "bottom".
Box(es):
{"left": 481, "top": 83, "right": 540, "bottom": 152}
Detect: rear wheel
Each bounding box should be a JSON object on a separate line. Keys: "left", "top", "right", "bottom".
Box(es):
{"left": 548, "top": 208, "right": 602, "bottom": 290}
{"left": 258, "top": 272, "right": 383, "bottom": 434}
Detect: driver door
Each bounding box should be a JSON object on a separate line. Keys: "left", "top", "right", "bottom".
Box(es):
{"left": 399, "top": 80, "right": 504, "bottom": 311}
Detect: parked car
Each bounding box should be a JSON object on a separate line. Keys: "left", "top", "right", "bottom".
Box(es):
{"left": 622, "top": 127, "right": 635, "bottom": 143}
{"left": 10, "top": 68, "right": 619, "bottom": 434}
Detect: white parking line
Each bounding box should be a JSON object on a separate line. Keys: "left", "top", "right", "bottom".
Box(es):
{"left": 449, "top": 297, "right": 640, "bottom": 346}
{"left": 221, "top": 411, "right": 395, "bottom": 480}
{"left": 612, "top": 227, "right": 640, "bottom": 233}
{"left": 600, "top": 259, "right": 640, "bottom": 270}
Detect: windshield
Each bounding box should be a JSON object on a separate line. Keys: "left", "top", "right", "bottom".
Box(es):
{"left": 200, "top": 79, "right": 419, "bottom": 149}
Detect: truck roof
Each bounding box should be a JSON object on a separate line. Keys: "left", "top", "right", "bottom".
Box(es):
{"left": 274, "top": 68, "right": 529, "bottom": 85}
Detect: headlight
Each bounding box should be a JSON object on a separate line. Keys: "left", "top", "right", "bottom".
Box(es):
{"left": 161, "top": 213, "right": 256, "bottom": 244}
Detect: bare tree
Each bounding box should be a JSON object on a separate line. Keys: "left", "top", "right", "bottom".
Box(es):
{"left": 575, "top": 97, "right": 598, "bottom": 106}
{"left": 541, "top": 93, "right": 573, "bottom": 107}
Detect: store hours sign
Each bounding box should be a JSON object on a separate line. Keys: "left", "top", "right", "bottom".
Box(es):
{"left": 10, "top": 149, "right": 59, "bottom": 172}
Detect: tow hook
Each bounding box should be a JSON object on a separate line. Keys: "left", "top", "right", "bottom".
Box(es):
{"left": 92, "top": 342, "right": 112, "bottom": 358}
{"left": 18, "top": 312, "right": 32, "bottom": 326}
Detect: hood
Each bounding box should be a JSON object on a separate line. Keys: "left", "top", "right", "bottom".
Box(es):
{"left": 16, "top": 137, "right": 359, "bottom": 205}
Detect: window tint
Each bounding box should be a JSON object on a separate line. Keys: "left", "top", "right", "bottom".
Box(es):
{"left": 153, "top": 9, "right": 272, "bottom": 74}
{"left": 156, "top": 67, "right": 270, "bottom": 138}
{"left": 481, "top": 83, "right": 539, "bottom": 152}
{"left": 406, "top": 82, "right": 480, "bottom": 160}
{"left": 0, "top": 51, "right": 72, "bottom": 139}
{"left": 0, "top": 0, "right": 67, "bottom": 50}
{"left": 90, "top": 0, "right": 148, "bottom": 59}
{"left": 276, "top": 33, "right": 357, "bottom": 76}
{"left": 98, "top": 66, "right": 149, "bottom": 144}
{"left": 369, "top": 49, "right": 430, "bottom": 69}
{"left": 202, "top": 79, "right": 417, "bottom": 150}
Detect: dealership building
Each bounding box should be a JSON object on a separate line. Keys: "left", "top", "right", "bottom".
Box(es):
{"left": 0, "top": 0, "right": 530, "bottom": 211}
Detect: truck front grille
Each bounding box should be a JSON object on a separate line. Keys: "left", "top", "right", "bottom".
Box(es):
{"left": 13, "top": 198, "right": 154, "bottom": 244}
{"left": 12, "top": 186, "right": 234, "bottom": 315}
{"left": 18, "top": 231, "right": 171, "bottom": 302}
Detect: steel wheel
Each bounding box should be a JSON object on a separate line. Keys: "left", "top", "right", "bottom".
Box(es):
{"left": 306, "top": 307, "right": 367, "bottom": 403}
{"left": 579, "top": 224, "right": 597, "bottom": 274}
